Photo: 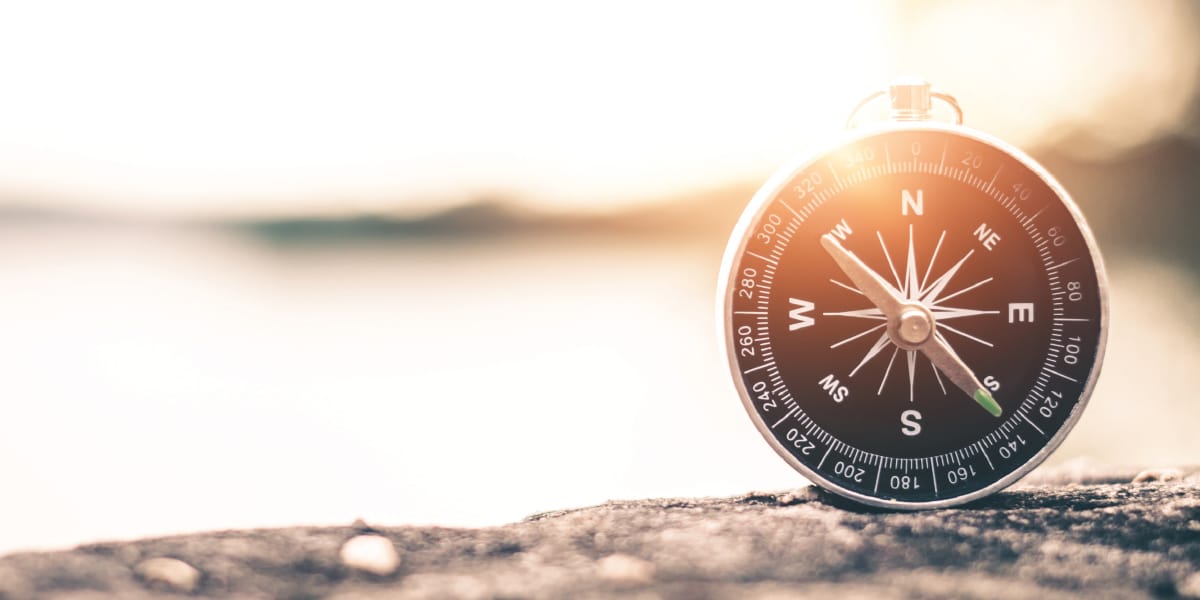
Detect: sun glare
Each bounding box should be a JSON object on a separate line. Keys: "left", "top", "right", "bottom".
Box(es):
{"left": 0, "top": 1, "right": 1194, "bottom": 217}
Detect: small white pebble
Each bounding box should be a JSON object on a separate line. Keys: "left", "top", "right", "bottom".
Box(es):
{"left": 1132, "top": 468, "right": 1184, "bottom": 484}
{"left": 340, "top": 534, "right": 401, "bottom": 576}
{"left": 597, "top": 553, "right": 655, "bottom": 585}
{"left": 135, "top": 557, "right": 201, "bottom": 593}
{"left": 1179, "top": 571, "right": 1200, "bottom": 599}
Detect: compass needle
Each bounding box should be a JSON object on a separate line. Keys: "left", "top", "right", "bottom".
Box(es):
{"left": 722, "top": 79, "right": 1107, "bottom": 509}
{"left": 920, "top": 332, "right": 1001, "bottom": 416}
{"left": 974, "top": 389, "right": 1002, "bottom": 417}
{"left": 820, "top": 234, "right": 905, "bottom": 318}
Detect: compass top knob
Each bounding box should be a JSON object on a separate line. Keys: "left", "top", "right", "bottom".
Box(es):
{"left": 889, "top": 78, "right": 933, "bottom": 121}
{"left": 845, "top": 77, "right": 963, "bottom": 127}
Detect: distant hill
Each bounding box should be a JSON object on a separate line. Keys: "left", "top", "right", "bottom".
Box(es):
{"left": 0, "top": 136, "right": 1195, "bottom": 269}
{"left": 226, "top": 136, "right": 1200, "bottom": 269}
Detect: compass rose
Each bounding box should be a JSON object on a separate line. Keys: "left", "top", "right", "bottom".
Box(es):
{"left": 823, "top": 225, "right": 1000, "bottom": 409}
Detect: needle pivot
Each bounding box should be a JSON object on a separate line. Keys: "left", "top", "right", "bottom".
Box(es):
{"left": 896, "top": 305, "right": 933, "bottom": 346}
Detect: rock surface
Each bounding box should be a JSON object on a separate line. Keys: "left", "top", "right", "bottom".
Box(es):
{"left": 2, "top": 464, "right": 1199, "bottom": 599}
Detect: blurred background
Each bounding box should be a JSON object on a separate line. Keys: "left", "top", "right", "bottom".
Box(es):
{"left": 0, "top": 0, "right": 1198, "bottom": 554}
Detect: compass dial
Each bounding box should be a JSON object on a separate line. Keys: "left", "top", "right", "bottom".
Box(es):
{"left": 721, "top": 123, "right": 1107, "bottom": 508}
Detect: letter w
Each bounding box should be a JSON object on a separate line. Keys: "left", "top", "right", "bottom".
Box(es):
{"left": 788, "top": 298, "right": 815, "bottom": 331}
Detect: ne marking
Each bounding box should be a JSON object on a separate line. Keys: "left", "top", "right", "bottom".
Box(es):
{"left": 747, "top": 251, "right": 778, "bottom": 265}
{"left": 1046, "top": 368, "right": 1079, "bottom": 383}
{"left": 988, "top": 164, "right": 1003, "bottom": 189}
{"left": 744, "top": 362, "right": 772, "bottom": 374}
{"left": 772, "top": 406, "right": 799, "bottom": 429}
{"left": 1019, "top": 411, "right": 1046, "bottom": 436}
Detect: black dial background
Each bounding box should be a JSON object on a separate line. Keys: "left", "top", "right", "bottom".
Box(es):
{"left": 775, "top": 171, "right": 1048, "bottom": 457}
{"left": 725, "top": 127, "right": 1105, "bottom": 505}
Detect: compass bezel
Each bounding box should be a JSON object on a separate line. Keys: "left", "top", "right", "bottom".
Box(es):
{"left": 717, "top": 120, "right": 1109, "bottom": 509}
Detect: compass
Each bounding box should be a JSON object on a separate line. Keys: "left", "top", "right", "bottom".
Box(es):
{"left": 719, "top": 80, "right": 1108, "bottom": 508}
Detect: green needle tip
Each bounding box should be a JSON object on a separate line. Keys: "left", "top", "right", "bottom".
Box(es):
{"left": 974, "top": 389, "right": 1002, "bottom": 417}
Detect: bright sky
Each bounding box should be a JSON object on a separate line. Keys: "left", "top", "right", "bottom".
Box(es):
{"left": 0, "top": 1, "right": 1195, "bottom": 218}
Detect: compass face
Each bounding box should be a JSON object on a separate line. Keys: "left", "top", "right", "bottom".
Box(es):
{"left": 720, "top": 123, "right": 1107, "bottom": 508}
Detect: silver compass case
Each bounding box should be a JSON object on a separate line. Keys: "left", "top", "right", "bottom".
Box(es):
{"left": 718, "top": 80, "right": 1108, "bottom": 509}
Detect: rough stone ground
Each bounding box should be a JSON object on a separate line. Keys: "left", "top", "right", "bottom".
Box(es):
{"left": 2, "top": 464, "right": 1199, "bottom": 599}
